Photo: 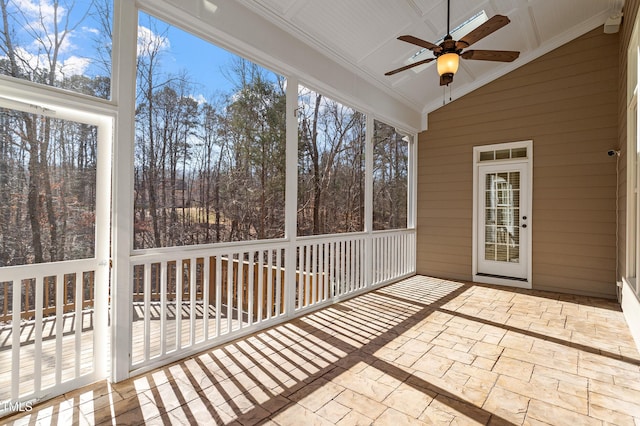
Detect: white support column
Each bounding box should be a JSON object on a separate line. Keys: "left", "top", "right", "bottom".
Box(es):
{"left": 94, "top": 114, "right": 113, "bottom": 379}
{"left": 110, "top": 0, "right": 137, "bottom": 382}
{"left": 409, "top": 133, "right": 418, "bottom": 273}
{"left": 408, "top": 133, "right": 418, "bottom": 230}
{"left": 364, "top": 114, "right": 374, "bottom": 287}
{"left": 284, "top": 77, "right": 299, "bottom": 316}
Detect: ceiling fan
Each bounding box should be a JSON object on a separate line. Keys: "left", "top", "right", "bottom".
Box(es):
{"left": 385, "top": 0, "right": 520, "bottom": 86}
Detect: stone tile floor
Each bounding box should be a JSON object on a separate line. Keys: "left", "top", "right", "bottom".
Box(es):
{"left": 3, "top": 276, "right": 640, "bottom": 425}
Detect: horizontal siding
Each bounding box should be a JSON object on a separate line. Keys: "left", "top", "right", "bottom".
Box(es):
{"left": 417, "top": 27, "right": 619, "bottom": 298}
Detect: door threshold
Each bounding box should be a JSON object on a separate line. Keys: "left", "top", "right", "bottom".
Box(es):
{"left": 476, "top": 272, "right": 527, "bottom": 282}
{"left": 474, "top": 273, "right": 531, "bottom": 289}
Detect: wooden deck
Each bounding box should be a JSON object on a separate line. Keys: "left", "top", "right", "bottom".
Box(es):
{"left": 0, "top": 310, "right": 96, "bottom": 402}
{"left": 130, "top": 302, "right": 247, "bottom": 365}
{"left": 0, "top": 303, "right": 247, "bottom": 401}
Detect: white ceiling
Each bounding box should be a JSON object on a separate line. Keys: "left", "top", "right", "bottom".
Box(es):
{"left": 236, "top": 0, "right": 623, "bottom": 116}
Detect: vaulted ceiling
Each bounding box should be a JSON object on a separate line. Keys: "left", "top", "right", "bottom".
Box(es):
{"left": 237, "top": 0, "right": 624, "bottom": 116}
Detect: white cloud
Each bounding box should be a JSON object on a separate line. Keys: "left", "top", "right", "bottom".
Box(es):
{"left": 61, "top": 30, "right": 80, "bottom": 55}
{"left": 190, "top": 94, "right": 207, "bottom": 105}
{"left": 137, "top": 25, "right": 170, "bottom": 57}
{"left": 8, "top": 47, "right": 89, "bottom": 79}
{"left": 60, "top": 56, "right": 91, "bottom": 76}
{"left": 14, "top": 46, "right": 45, "bottom": 72}
{"left": 11, "top": 0, "right": 63, "bottom": 27}
{"left": 83, "top": 26, "right": 100, "bottom": 35}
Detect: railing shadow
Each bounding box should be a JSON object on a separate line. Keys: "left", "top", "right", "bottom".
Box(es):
{"left": 3, "top": 276, "right": 636, "bottom": 425}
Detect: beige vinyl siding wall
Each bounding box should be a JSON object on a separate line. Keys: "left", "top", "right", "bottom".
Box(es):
{"left": 618, "top": 0, "right": 640, "bottom": 282}
{"left": 417, "top": 28, "right": 619, "bottom": 298}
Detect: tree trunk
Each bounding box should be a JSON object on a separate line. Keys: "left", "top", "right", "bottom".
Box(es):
{"left": 310, "top": 94, "right": 322, "bottom": 235}
{"left": 41, "top": 118, "right": 59, "bottom": 261}
{"left": 25, "top": 117, "right": 44, "bottom": 263}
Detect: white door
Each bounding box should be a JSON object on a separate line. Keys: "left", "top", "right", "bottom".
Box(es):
{"left": 477, "top": 162, "right": 529, "bottom": 281}
{"left": 0, "top": 101, "right": 111, "bottom": 414}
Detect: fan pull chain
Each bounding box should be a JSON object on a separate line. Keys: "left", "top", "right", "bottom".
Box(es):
{"left": 442, "top": 84, "right": 454, "bottom": 106}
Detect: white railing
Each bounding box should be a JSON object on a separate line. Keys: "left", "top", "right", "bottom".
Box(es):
{"left": 0, "top": 258, "right": 107, "bottom": 415}
{"left": 128, "top": 229, "right": 415, "bottom": 374}
{"left": 294, "top": 234, "right": 367, "bottom": 313}
{"left": 372, "top": 229, "right": 416, "bottom": 286}
{"left": 129, "top": 242, "right": 287, "bottom": 369}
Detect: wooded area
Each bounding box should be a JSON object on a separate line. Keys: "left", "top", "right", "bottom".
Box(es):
{"left": 0, "top": 0, "right": 107, "bottom": 266}
{"left": 0, "top": 1, "right": 410, "bottom": 263}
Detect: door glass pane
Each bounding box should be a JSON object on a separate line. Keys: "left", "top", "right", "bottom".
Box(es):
{"left": 496, "top": 149, "right": 510, "bottom": 160}
{"left": 484, "top": 171, "right": 520, "bottom": 263}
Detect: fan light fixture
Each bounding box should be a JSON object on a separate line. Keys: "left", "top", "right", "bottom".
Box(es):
{"left": 437, "top": 52, "right": 459, "bottom": 77}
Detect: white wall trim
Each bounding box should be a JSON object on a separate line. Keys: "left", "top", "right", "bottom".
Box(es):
{"left": 621, "top": 277, "right": 640, "bottom": 352}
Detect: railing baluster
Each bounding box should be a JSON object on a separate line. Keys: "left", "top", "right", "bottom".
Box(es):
{"left": 55, "top": 274, "right": 63, "bottom": 385}
{"left": 227, "top": 254, "right": 233, "bottom": 333}
{"left": 176, "top": 260, "right": 183, "bottom": 349}
{"left": 340, "top": 242, "right": 345, "bottom": 295}
{"left": 248, "top": 252, "right": 255, "bottom": 325}
{"left": 350, "top": 240, "right": 355, "bottom": 292}
{"left": 305, "top": 245, "right": 311, "bottom": 306}
{"left": 190, "top": 257, "right": 197, "bottom": 345}
{"left": 385, "top": 236, "right": 390, "bottom": 281}
{"left": 403, "top": 234, "right": 408, "bottom": 275}
{"left": 215, "top": 256, "right": 222, "bottom": 337}
{"left": 266, "top": 250, "right": 273, "bottom": 320}
{"left": 11, "top": 279, "right": 20, "bottom": 400}
{"left": 357, "top": 239, "right": 362, "bottom": 289}
{"left": 295, "top": 248, "right": 301, "bottom": 310}
{"left": 373, "top": 237, "right": 377, "bottom": 284}
{"left": 331, "top": 242, "right": 336, "bottom": 298}
{"left": 24, "top": 279, "right": 30, "bottom": 320}
{"left": 144, "top": 263, "right": 151, "bottom": 362}
{"left": 74, "top": 273, "right": 82, "bottom": 378}
{"left": 2, "top": 282, "right": 6, "bottom": 322}
{"left": 257, "top": 251, "right": 264, "bottom": 322}
{"left": 304, "top": 246, "right": 308, "bottom": 307}
{"left": 160, "top": 261, "right": 167, "bottom": 356}
{"left": 313, "top": 244, "right": 319, "bottom": 305}
{"left": 236, "top": 253, "right": 244, "bottom": 331}
{"left": 203, "top": 257, "right": 210, "bottom": 341}
{"left": 34, "top": 276, "right": 43, "bottom": 393}
{"left": 394, "top": 235, "right": 398, "bottom": 278}
{"left": 275, "top": 248, "right": 282, "bottom": 316}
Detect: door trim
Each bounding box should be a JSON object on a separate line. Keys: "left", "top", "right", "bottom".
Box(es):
{"left": 472, "top": 141, "right": 533, "bottom": 289}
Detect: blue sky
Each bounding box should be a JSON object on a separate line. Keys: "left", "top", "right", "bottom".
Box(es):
{"left": 1, "top": 0, "right": 278, "bottom": 99}
{"left": 138, "top": 11, "right": 240, "bottom": 96}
